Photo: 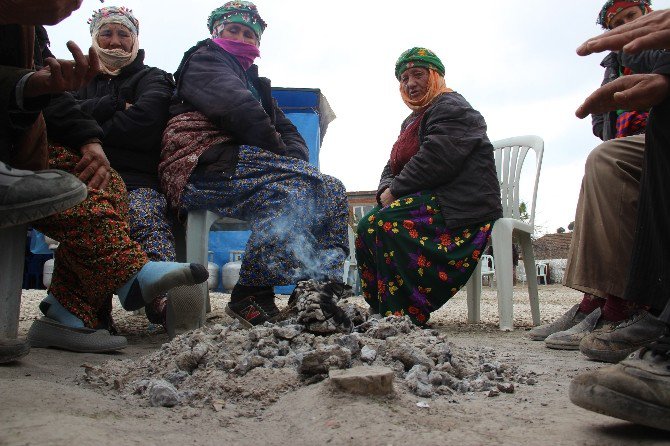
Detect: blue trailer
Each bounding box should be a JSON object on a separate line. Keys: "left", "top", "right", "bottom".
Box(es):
{"left": 208, "top": 87, "right": 335, "bottom": 293}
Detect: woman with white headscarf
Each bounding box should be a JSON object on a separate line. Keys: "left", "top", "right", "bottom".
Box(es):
{"left": 48, "top": 6, "right": 188, "bottom": 332}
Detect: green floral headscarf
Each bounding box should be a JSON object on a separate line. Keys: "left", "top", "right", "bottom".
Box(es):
{"left": 395, "top": 47, "right": 445, "bottom": 80}
{"left": 597, "top": 0, "right": 652, "bottom": 29}
{"left": 208, "top": 1, "right": 267, "bottom": 40}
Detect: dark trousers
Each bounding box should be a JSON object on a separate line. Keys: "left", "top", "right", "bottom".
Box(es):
{"left": 624, "top": 97, "right": 670, "bottom": 323}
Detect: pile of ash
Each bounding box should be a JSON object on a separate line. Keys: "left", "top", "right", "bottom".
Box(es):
{"left": 83, "top": 306, "right": 537, "bottom": 409}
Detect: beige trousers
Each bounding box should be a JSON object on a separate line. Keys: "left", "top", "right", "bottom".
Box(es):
{"left": 564, "top": 134, "right": 644, "bottom": 299}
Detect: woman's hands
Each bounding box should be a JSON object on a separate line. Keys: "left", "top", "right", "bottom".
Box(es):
{"left": 379, "top": 188, "right": 396, "bottom": 207}
{"left": 576, "top": 73, "right": 670, "bottom": 119}
{"left": 577, "top": 9, "right": 670, "bottom": 56}
{"left": 575, "top": 8, "right": 670, "bottom": 119}
{"left": 24, "top": 41, "right": 100, "bottom": 97}
{"left": 74, "top": 142, "right": 111, "bottom": 190}
{"left": 0, "top": 0, "right": 84, "bottom": 25}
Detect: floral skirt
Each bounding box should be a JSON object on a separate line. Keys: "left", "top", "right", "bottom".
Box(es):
{"left": 34, "top": 145, "right": 148, "bottom": 328}
{"left": 355, "top": 192, "right": 493, "bottom": 325}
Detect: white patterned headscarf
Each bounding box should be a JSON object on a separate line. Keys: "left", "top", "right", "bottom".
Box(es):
{"left": 88, "top": 6, "right": 140, "bottom": 76}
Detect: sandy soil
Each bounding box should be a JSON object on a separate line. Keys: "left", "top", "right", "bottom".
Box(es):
{"left": 1, "top": 284, "right": 669, "bottom": 446}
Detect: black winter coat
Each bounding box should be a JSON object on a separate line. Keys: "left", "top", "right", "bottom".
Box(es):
{"left": 65, "top": 50, "right": 174, "bottom": 190}
{"left": 170, "top": 39, "right": 308, "bottom": 162}
{"left": 378, "top": 92, "right": 502, "bottom": 228}
{"left": 592, "top": 49, "right": 670, "bottom": 141}
{"left": 0, "top": 25, "right": 52, "bottom": 164}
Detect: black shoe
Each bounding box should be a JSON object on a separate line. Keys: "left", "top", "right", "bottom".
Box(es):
{"left": 0, "top": 161, "right": 87, "bottom": 229}
{"left": 225, "top": 296, "right": 271, "bottom": 328}
{"left": 254, "top": 295, "right": 280, "bottom": 321}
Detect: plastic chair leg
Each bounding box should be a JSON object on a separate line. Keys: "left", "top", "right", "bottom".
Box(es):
{"left": 519, "top": 233, "right": 541, "bottom": 325}
{"left": 466, "top": 260, "right": 482, "bottom": 323}
{"left": 186, "top": 210, "right": 219, "bottom": 315}
{"left": 0, "top": 225, "right": 27, "bottom": 338}
{"left": 491, "top": 220, "right": 514, "bottom": 331}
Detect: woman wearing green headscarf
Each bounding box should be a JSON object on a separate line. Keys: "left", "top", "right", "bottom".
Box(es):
{"left": 355, "top": 47, "right": 502, "bottom": 326}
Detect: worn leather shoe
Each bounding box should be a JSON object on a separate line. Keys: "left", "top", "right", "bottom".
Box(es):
{"left": 579, "top": 310, "right": 668, "bottom": 363}
{"left": 545, "top": 308, "right": 609, "bottom": 350}
{"left": 28, "top": 318, "right": 127, "bottom": 353}
{"left": 569, "top": 335, "right": 670, "bottom": 431}
{"left": 0, "top": 161, "right": 87, "bottom": 229}
{"left": 527, "top": 304, "right": 587, "bottom": 341}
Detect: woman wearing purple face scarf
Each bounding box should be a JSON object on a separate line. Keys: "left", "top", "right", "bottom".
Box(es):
{"left": 160, "top": 1, "right": 350, "bottom": 327}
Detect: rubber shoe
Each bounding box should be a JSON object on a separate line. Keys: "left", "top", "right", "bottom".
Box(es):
{"left": 27, "top": 317, "right": 127, "bottom": 353}
{"left": 0, "top": 338, "right": 30, "bottom": 363}
{"left": 579, "top": 310, "right": 668, "bottom": 363}
{"left": 0, "top": 161, "right": 87, "bottom": 229}
{"left": 545, "top": 308, "right": 609, "bottom": 350}
{"left": 225, "top": 297, "right": 271, "bottom": 328}
{"left": 528, "top": 304, "right": 586, "bottom": 341}
{"left": 569, "top": 335, "right": 670, "bottom": 431}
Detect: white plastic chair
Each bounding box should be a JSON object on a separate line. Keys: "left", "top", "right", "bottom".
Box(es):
{"left": 480, "top": 254, "right": 495, "bottom": 287}
{"left": 536, "top": 262, "right": 548, "bottom": 285}
{"left": 517, "top": 263, "right": 527, "bottom": 284}
{"left": 466, "top": 135, "right": 543, "bottom": 330}
{"left": 185, "top": 210, "right": 249, "bottom": 314}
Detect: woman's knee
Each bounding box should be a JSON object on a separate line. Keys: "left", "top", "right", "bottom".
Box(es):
{"left": 356, "top": 206, "right": 380, "bottom": 235}
{"left": 322, "top": 174, "right": 346, "bottom": 196}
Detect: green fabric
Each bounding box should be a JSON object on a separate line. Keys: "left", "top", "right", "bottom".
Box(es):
{"left": 395, "top": 47, "right": 445, "bottom": 80}
{"left": 356, "top": 192, "right": 493, "bottom": 325}
{"left": 208, "top": 1, "right": 267, "bottom": 39}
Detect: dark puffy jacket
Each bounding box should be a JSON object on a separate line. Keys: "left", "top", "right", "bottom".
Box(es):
{"left": 0, "top": 25, "right": 51, "bottom": 165}
{"left": 62, "top": 50, "right": 174, "bottom": 190}
{"left": 378, "top": 92, "right": 502, "bottom": 228}
{"left": 170, "top": 39, "right": 308, "bottom": 162}
{"left": 592, "top": 50, "right": 670, "bottom": 141}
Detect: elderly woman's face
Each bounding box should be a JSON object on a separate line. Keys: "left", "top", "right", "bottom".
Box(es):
{"left": 609, "top": 6, "right": 644, "bottom": 29}
{"left": 219, "top": 23, "right": 259, "bottom": 46}
{"left": 400, "top": 67, "right": 429, "bottom": 100}
{"left": 97, "top": 23, "right": 134, "bottom": 52}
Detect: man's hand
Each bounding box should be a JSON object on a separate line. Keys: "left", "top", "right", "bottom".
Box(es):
{"left": 576, "top": 73, "right": 670, "bottom": 118}
{"left": 379, "top": 188, "right": 396, "bottom": 207}
{"left": 24, "top": 41, "right": 100, "bottom": 97}
{"left": 74, "top": 142, "right": 111, "bottom": 190}
{"left": 0, "top": 0, "right": 84, "bottom": 25}
{"left": 577, "top": 9, "right": 670, "bottom": 55}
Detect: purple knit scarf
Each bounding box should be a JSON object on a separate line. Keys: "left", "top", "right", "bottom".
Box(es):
{"left": 212, "top": 38, "right": 260, "bottom": 70}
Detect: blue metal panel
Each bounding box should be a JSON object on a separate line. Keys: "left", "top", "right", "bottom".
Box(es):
{"left": 284, "top": 112, "right": 320, "bottom": 168}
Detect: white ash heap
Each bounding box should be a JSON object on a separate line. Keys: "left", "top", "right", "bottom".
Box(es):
{"left": 82, "top": 280, "right": 537, "bottom": 408}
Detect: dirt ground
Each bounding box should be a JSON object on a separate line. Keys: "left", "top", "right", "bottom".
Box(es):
{"left": 1, "top": 284, "right": 669, "bottom": 446}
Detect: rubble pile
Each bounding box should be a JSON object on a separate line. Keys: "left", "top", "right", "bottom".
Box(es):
{"left": 83, "top": 306, "right": 537, "bottom": 409}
